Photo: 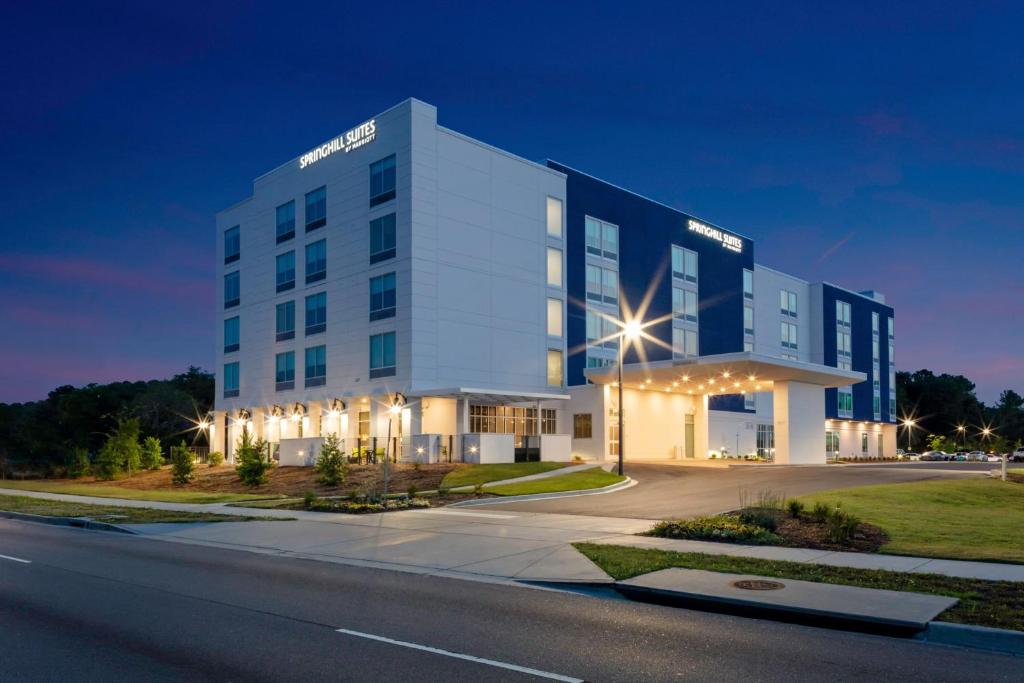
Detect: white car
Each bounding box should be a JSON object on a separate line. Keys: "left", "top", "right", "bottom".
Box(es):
{"left": 967, "top": 451, "right": 988, "bottom": 462}
{"left": 985, "top": 454, "right": 1003, "bottom": 463}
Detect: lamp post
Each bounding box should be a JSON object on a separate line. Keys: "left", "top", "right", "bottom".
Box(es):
{"left": 956, "top": 425, "right": 966, "bottom": 451}
{"left": 616, "top": 319, "right": 643, "bottom": 477}
{"left": 383, "top": 393, "right": 405, "bottom": 499}
{"left": 902, "top": 419, "right": 915, "bottom": 452}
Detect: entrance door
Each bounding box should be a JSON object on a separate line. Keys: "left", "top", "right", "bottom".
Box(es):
{"left": 684, "top": 414, "right": 695, "bottom": 458}
{"left": 515, "top": 435, "right": 541, "bottom": 462}
{"left": 877, "top": 432, "right": 884, "bottom": 459}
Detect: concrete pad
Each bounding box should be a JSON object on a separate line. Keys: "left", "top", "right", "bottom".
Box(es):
{"left": 729, "top": 546, "right": 834, "bottom": 563}
{"left": 426, "top": 522, "right": 605, "bottom": 543}
{"left": 514, "top": 545, "right": 613, "bottom": 583}
{"left": 911, "top": 558, "right": 1024, "bottom": 582}
{"left": 807, "top": 552, "right": 934, "bottom": 573}
{"left": 449, "top": 546, "right": 565, "bottom": 577}
{"left": 619, "top": 568, "right": 957, "bottom": 633}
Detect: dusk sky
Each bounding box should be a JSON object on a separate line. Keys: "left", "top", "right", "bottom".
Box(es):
{"left": 1, "top": 2, "right": 1021, "bottom": 404}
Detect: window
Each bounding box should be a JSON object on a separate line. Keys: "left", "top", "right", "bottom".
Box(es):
{"left": 369, "top": 332, "right": 396, "bottom": 378}
{"left": 743, "top": 269, "right": 753, "bottom": 300}
{"left": 223, "top": 317, "right": 239, "bottom": 353}
{"left": 224, "top": 271, "right": 240, "bottom": 308}
{"left": 547, "top": 247, "right": 562, "bottom": 287}
{"left": 573, "top": 414, "right": 592, "bottom": 439}
{"left": 872, "top": 312, "right": 880, "bottom": 335}
{"left": 305, "top": 239, "right": 326, "bottom": 284}
{"left": 781, "top": 321, "right": 798, "bottom": 349}
{"left": 276, "top": 201, "right": 295, "bottom": 243}
{"left": 872, "top": 339, "right": 880, "bottom": 362}
{"left": 358, "top": 411, "right": 370, "bottom": 445}
{"left": 674, "top": 287, "right": 698, "bottom": 323}
{"left": 305, "top": 186, "right": 326, "bottom": 231}
{"left": 873, "top": 395, "right": 881, "bottom": 420}
{"left": 584, "top": 216, "right": 618, "bottom": 260}
{"left": 547, "top": 298, "right": 562, "bottom": 337}
{"left": 826, "top": 430, "right": 840, "bottom": 459}
{"left": 609, "top": 417, "right": 619, "bottom": 457}
{"left": 743, "top": 306, "right": 754, "bottom": 335}
{"left": 837, "top": 331, "right": 852, "bottom": 368}
{"left": 838, "top": 389, "right": 853, "bottom": 417}
{"left": 862, "top": 432, "right": 869, "bottom": 455}
{"left": 305, "top": 292, "right": 326, "bottom": 336}
{"left": 542, "top": 409, "right": 556, "bottom": 435}
{"left": 224, "top": 225, "right": 240, "bottom": 264}
{"left": 744, "top": 340, "right": 754, "bottom": 352}
{"left": 586, "top": 311, "right": 619, "bottom": 350}
{"left": 547, "top": 349, "right": 563, "bottom": 386}
{"left": 469, "top": 406, "right": 556, "bottom": 439}
{"left": 223, "top": 362, "right": 239, "bottom": 398}
{"left": 369, "top": 272, "right": 396, "bottom": 321}
{"left": 585, "top": 265, "right": 617, "bottom": 304}
{"left": 673, "top": 327, "right": 698, "bottom": 358}
{"left": 745, "top": 392, "right": 756, "bottom": 411}
{"left": 780, "top": 290, "right": 798, "bottom": 317}
{"left": 671, "top": 246, "right": 698, "bottom": 283}
{"left": 369, "top": 154, "right": 396, "bottom": 206}
{"left": 546, "top": 197, "right": 563, "bottom": 239}
{"left": 888, "top": 316, "right": 894, "bottom": 340}
{"left": 276, "top": 251, "right": 295, "bottom": 292}
{"left": 756, "top": 424, "right": 774, "bottom": 459}
{"left": 276, "top": 301, "right": 295, "bottom": 341}
{"left": 889, "top": 397, "right": 896, "bottom": 416}
{"left": 586, "top": 356, "right": 614, "bottom": 368}
{"left": 275, "top": 351, "right": 295, "bottom": 390}
{"left": 305, "top": 345, "right": 326, "bottom": 387}
{"left": 370, "top": 213, "right": 397, "bottom": 263}
{"left": 836, "top": 300, "right": 851, "bottom": 327}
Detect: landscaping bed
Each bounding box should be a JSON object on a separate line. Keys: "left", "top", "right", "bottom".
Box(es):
{"left": 0, "top": 493, "right": 279, "bottom": 524}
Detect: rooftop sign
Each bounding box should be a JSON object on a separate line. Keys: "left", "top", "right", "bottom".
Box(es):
{"left": 687, "top": 219, "right": 743, "bottom": 253}
{"left": 299, "top": 119, "right": 376, "bottom": 169}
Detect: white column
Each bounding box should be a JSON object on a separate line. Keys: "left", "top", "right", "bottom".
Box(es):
{"left": 773, "top": 381, "right": 826, "bottom": 464}
{"left": 694, "top": 394, "right": 710, "bottom": 460}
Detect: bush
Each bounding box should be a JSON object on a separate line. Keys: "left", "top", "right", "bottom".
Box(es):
{"left": 303, "top": 490, "right": 318, "bottom": 508}
{"left": 92, "top": 440, "right": 121, "bottom": 481}
{"left": 208, "top": 450, "right": 224, "bottom": 467}
{"left": 473, "top": 482, "right": 484, "bottom": 495}
{"left": 306, "top": 497, "right": 431, "bottom": 514}
{"left": 824, "top": 506, "right": 861, "bottom": 544}
{"left": 66, "top": 447, "right": 91, "bottom": 479}
{"left": 406, "top": 484, "right": 418, "bottom": 499}
{"left": 94, "top": 417, "right": 143, "bottom": 479}
{"left": 786, "top": 499, "right": 805, "bottom": 518}
{"left": 811, "top": 501, "right": 831, "bottom": 523}
{"left": 738, "top": 509, "right": 778, "bottom": 532}
{"left": 649, "top": 516, "right": 782, "bottom": 545}
{"left": 437, "top": 485, "right": 450, "bottom": 497}
{"left": 739, "top": 488, "right": 785, "bottom": 511}
{"left": 315, "top": 434, "right": 347, "bottom": 486}
{"left": 235, "top": 432, "right": 273, "bottom": 487}
{"left": 141, "top": 436, "right": 164, "bottom": 470}
{"left": 169, "top": 441, "right": 195, "bottom": 485}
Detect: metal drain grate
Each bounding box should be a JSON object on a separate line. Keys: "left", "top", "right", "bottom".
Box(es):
{"left": 732, "top": 579, "right": 785, "bottom": 591}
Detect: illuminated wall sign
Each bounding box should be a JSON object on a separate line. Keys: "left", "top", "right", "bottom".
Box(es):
{"left": 687, "top": 219, "right": 743, "bottom": 253}
{"left": 299, "top": 119, "right": 376, "bottom": 169}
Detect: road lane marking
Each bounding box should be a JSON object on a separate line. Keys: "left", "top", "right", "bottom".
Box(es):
{"left": 0, "top": 553, "right": 31, "bottom": 564}
{"left": 335, "top": 628, "right": 582, "bottom": 682}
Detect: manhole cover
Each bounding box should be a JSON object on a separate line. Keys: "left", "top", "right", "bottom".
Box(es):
{"left": 732, "top": 579, "right": 785, "bottom": 591}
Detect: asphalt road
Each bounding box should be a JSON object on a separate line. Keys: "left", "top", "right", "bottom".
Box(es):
{"left": 485, "top": 462, "right": 990, "bottom": 519}
{"left": 0, "top": 519, "right": 1015, "bottom": 681}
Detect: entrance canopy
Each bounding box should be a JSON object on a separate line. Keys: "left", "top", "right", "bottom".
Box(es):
{"left": 583, "top": 352, "right": 865, "bottom": 396}
{"left": 412, "top": 387, "right": 572, "bottom": 405}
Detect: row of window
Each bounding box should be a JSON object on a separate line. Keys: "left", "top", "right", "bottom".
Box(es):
{"left": 275, "top": 240, "right": 326, "bottom": 292}
{"left": 468, "top": 405, "right": 557, "bottom": 436}
{"left": 221, "top": 331, "right": 397, "bottom": 397}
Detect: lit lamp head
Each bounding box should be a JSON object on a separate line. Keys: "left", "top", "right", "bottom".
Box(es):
{"left": 623, "top": 319, "right": 642, "bottom": 340}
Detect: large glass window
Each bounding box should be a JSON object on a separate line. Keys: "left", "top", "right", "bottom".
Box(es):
{"left": 780, "top": 290, "right": 798, "bottom": 317}
{"left": 275, "top": 301, "right": 295, "bottom": 341}
{"left": 305, "top": 345, "right": 326, "bottom": 387}
{"left": 585, "top": 265, "right": 616, "bottom": 303}
{"left": 547, "top": 298, "right": 562, "bottom": 337}
{"left": 276, "top": 201, "right": 295, "bottom": 243}
{"left": 673, "top": 327, "right": 698, "bottom": 358}
{"left": 305, "top": 239, "right": 326, "bottom": 284}
{"left": 305, "top": 292, "right": 326, "bottom": 336}
{"left": 547, "top": 349, "right": 563, "bottom": 386}
{"left": 671, "top": 245, "right": 698, "bottom": 283}
{"left": 276, "top": 251, "right": 295, "bottom": 292}
{"left": 546, "top": 197, "right": 563, "bottom": 239}
{"left": 223, "top": 316, "right": 239, "bottom": 353}
{"left": 223, "top": 362, "right": 239, "bottom": 398}
{"left": 469, "top": 405, "right": 557, "bottom": 438}
{"left": 836, "top": 300, "right": 851, "bottom": 327}
{"left": 370, "top": 213, "right": 396, "bottom": 263}
{"left": 546, "top": 247, "right": 562, "bottom": 287}
{"left": 573, "top": 414, "right": 592, "bottom": 439}
{"left": 369, "top": 332, "right": 396, "bottom": 378}
{"left": 756, "top": 424, "right": 774, "bottom": 459}
{"left": 674, "top": 287, "right": 698, "bottom": 323}
{"left": 369, "top": 272, "right": 396, "bottom": 321}
{"left": 305, "top": 186, "right": 326, "bottom": 231}
{"left": 224, "top": 271, "right": 240, "bottom": 308}
{"left": 743, "top": 306, "right": 754, "bottom": 335}
{"left": 224, "top": 225, "right": 240, "bottom": 264}
{"left": 275, "top": 351, "right": 295, "bottom": 390}
{"left": 369, "top": 155, "right": 396, "bottom": 206}
{"left": 781, "top": 321, "right": 798, "bottom": 349}
{"left": 743, "top": 269, "right": 753, "bottom": 300}
{"left": 584, "top": 216, "right": 618, "bottom": 260}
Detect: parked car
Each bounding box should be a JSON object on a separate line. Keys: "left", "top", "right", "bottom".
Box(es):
{"left": 1012, "top": 448, "right": 1024, "bottom": 463}
{"left": 967, "top": 450, "right": 988, "bottom": 462}
{"left": 985, "top": 454, "right": 1003, "bottom": 463}
{"left": 954, "top": 451, "right": 970, "bottom": 461}
{"left": 900, "top": 452, "right": 920, "bottom": 461}
{"left": 921, "top": 451, "right": 948, "bottom": 461}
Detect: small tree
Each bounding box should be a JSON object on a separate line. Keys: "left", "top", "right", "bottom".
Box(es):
{"left": 208, "top": 450, "right": 224, "bottom": 467}
{"left": 92, "top": 440, "right": 121, "bottom": 480}
{"left": 927, "top": 434, "right": 954, "bottom": 453}
{"left": 169, "top": 441, "right": 195, "bottom": 485}
{"left": 141, "top": 436, "right": 164, "bottom": 470}
{"left": 235, "top": 431, "right": 272, "bottom": 487}
{"left": 66, "top": 447, "right": 91, "bottom": 479}
{"left": 117, "top": 417, "right": 143, "bottom": 476}
{"left": 315, "top": 434, "right": 348, "bottom": 486}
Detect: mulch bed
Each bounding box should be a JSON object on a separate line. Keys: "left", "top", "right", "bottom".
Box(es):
{"left": 770, "top": 513, "right": 888, "bottom": 553}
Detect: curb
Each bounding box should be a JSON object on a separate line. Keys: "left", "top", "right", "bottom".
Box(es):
{"left": 0, "top": 509, "right": 137, "bottom": 535}
{"left": 918, "top": 621, "right": 1024, "bottom": 657}
{"left": 448, "top": 477, "right": 636, "bottom": 507}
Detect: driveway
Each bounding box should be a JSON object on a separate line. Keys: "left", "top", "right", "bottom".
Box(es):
{"left": 483, "top": 462, "right": 989, "bottom": 519}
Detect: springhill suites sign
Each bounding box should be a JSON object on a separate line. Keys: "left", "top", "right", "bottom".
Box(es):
{"left": 299, "top": 119, "right": 376, "bottom": 169}
{"left": 687, "top": 219, "right": 743, "bottom": 253}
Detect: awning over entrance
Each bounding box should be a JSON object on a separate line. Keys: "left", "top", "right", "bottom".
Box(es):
{"left": 410, "top": 387, "right": 572, "bottom": 405}
{"left": 583, "top": 351, "right": 865, "bottom": 397}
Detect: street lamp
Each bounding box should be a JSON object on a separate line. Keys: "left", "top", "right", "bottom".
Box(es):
{"left": 616, "top": 319, "right": 643, "bottom": 476}
{"left": 956, "top": 425, "right": 966, "bottom": 451}
{"left": 901, "top": 419, "right": 915, "bottom": 452}
{"left": 383, "top": 393, "right": 406, "bottom": 499}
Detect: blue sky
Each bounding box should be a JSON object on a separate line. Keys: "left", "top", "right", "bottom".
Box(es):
{"left": 1, "top": 1, "right": 1021, "bottom": 403}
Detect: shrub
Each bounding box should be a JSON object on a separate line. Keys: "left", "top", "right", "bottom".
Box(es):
{"left": 66, "top": 447, "right": 91, "bottom": 479}
{"left": 92, "top": 440, "right": 121, "bottom": 481}
{"left": 141, "top": 436, "right": 164, "bottom": 470}
{"left": 169, "top": 441, "right": 195, "bottom": 485}
{"left": 208, "top": 450, "right": 224, "bottom": 467}
{"left": 649, "top": 516, "right": 781, "bottom": 545}
{"left": 412, "top": 461, "right": 421, "bottom": 472}
{"left": 786, "top": 499, "right": 805, "bottom": 518}
{"left": 438, "top": 485, "right": 450, "bottom": 497}
{"left": 824, "top": 506, "right": 861, "bottom": 544}
{"left": 738, "top": 509, "right": 778, "bottom": 532}
{"left": 94, "top": 417, "right": 143, "bottom": 478}
{"left": 315, "top": 434, "right": 347, "bottom": 486}
{"left": 473, "top": 482, "right": 484, "bottom": 495}
{"left": 406, "top": 484, "right": 418, "bottom": 499}
{"left": 235, "top": 432, "right": 273, "bottom": 487}
{"left": 303, "top": 490, "right": 318, "bottom": 508}
{"left": 811, "top": 501, "right": 831, "bottom": 523}
{"left": 739, "top": 488, "right": 785, "bottom": 511}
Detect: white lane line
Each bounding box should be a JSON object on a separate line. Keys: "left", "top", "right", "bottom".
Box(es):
{"left": 0, "top": 553, "right": 31, "bottom": 564}
{"left": 417, "top": 509, "right": 519, "bottom": 519}
{"left": 336, "top": 628, "right": 582, "bottom": 682}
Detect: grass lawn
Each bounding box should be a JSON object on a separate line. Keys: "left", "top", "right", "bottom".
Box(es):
{"left": 486, "top": 468, "right": 624, "bottom": 496}
{"left": 0, "top": 494, "right": 278, "bottom": 523}
{"left": 0, "top": 479, "right": 276, "bottom": 504}
{"left": 795, "top": 478, "right": 1024, "bottom": 563}
{"left": 574, "top": 543, "right": 1024, "bottom": 631}
{"left": 441, "top": 462, "right": 568, "bottom": 488}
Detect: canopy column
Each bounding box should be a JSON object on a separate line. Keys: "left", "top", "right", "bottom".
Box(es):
{"left": 772, "top": 380, "right": 826, "bottom": 464}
